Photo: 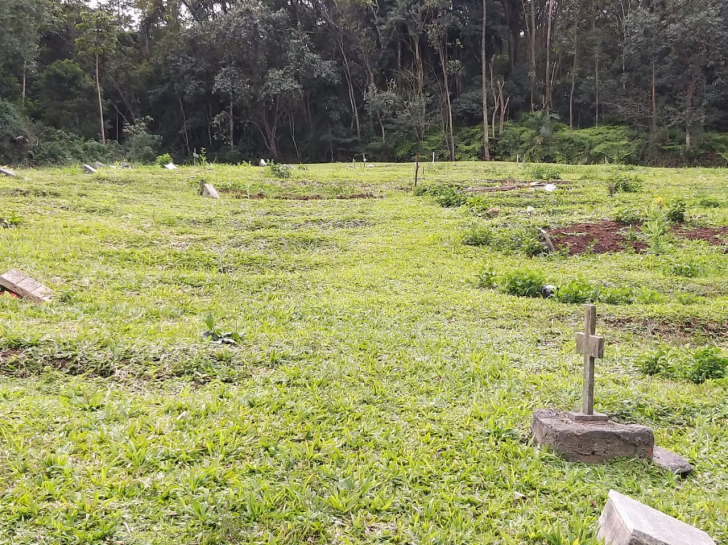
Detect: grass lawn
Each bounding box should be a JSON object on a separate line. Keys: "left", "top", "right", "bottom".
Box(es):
{"left": 1, "top": 162, "right": 727, "bottom": 544}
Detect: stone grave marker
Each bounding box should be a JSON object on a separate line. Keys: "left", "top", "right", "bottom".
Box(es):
{"left": 164, "top": 163, "right": 178, "bottom": 170}
{"left": 198, "top": 180, "right": 220, "bottom": 199}
{"left": 83, "top": 164, "right": 97, "bottom": 174}
{"left": 598, "top": 490, "right": 715, "bottom": 545}
{"left": 0, "top": 167, "right": 18, "bottom": 177}
{"left": 0, "top": 269, "right": 53, "bottom": 303}
{"left": 93, "top": 161, "right": 105, "bottom": 169}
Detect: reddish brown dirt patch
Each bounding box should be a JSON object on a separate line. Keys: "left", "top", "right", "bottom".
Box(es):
{"left": 547, "top": 221, "right": 645, "bottom": 255}
{"left": 336, "top": 193, "right": 378, "bottom": 200}
{"left": 673, "top": 226, "right": 728, "bottom": 246}
{"left": 604, "top": 317, "right": 728, "bottom": 340}
{"left": 219, "top": 189, "right": 266, "bottom": 199}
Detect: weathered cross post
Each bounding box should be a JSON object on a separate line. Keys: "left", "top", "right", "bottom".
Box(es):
{"left": 568, "top": 304, "right": 607, "bottom": 421}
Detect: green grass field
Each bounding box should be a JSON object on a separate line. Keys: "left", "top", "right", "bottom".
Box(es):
{"left": 1, "top": 162, "right": 727, "bottom": 544}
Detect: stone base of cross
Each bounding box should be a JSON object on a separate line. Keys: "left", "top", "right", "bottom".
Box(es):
{"left": 568, "top": 304, "right": 608, "bottom": 422}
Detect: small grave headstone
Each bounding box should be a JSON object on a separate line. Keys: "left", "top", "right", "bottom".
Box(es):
{"left": 83, "top": 164, "right": 97, "bottom": 174}
{"left": 0, "top": 167, "right": 18, "bottom": 177}
{"left": 93, "top": 161, "right": 105, "bottom": 169}
{"left": 164, "top": 163, "right": 178, "bottom": 170}
{"left": 543, "top": 183, "right": 557, "bottom": 192}
{"left": 598, "top": 490, "right": 715, "bottom": 545}
{"left": 0, "top": 269, "right": 53, "bottom": 303}
{"left": 199, "top": 181, "right": 220, "bottom": 199}
{"left": 120, "top": 162, "right": 131, "bottom": 169}
{"left": 259, "top": 159, "right": 267, "bottom": 166}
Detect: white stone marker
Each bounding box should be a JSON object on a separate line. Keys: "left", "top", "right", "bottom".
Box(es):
{"left": 83, "top": 164, "right": 97, "bottom": 174}
{"left": 164, "top": 163, "right": 177, "bottom": 170}
{"left": 0, "top": 167, "right": 18, "bottom": 177}
{"left": 0, "top": 269, "right": 53, "bottom": 303}
{"left": 202, "top": 183, "right": 220, "bottom": 199}
{"left": 598, "top": 490, "right": 715, "bottom": 545}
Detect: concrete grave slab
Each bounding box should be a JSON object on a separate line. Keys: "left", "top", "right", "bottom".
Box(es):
{"left": 652, "top": 446, "right": 693, "bottom": 476}
{"left": 532, "top": 409, "right": 654, "bottom": 463}
{"left": 0, "top": 167, "right": 18, "bottom": 177}
{"left": 83, "top": 164, "right": 97, "bottom": 174}
{"left": 164, "top": 163, "right": 178, "bottom": 170}
{"left": 93, "top": 162, "right": 105, "bottom": 169}
{"left": 0, "top": 269, "right": 53, "bottom": 303}
{"left": 202, "top": 183, "right": 220, "bottom": 199}
{"left": 598, "top": 490, "right": 715, "bottom": 545}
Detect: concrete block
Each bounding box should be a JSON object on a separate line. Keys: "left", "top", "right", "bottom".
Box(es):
{"left": 202, "top": 183, "right": 220, "bottom": 199}
{"left": 598, "top": 490, "right": 715, "bottom": 545}
{"left": 83, "top": 164, "right": 97, "bottom": 174}
{"left": 0, "top": 167, "right": 17, "bottom": 177}
{"left": 652, "top": 446, "right": 693, "bottom": 476}
{"left": 532, "top": 409, "right": 653, "bottom": 463}
{"left": 0, "top": 269, "right": 53, "bottom": 303}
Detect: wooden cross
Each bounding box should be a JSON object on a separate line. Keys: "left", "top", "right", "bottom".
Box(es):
{"left": 569, "top": 304, "right": 608, "bottom": 421}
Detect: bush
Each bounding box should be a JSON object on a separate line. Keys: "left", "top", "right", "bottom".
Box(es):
{"left": 666, "top": 200, "right": 687, "bottom": 223}
{"left": 0, "top": 99, "right": 29, "bottom": 164}
{"left": 268, "top": 163, "right": 293, "bottom": 179}
{"left": 609, "top": 173, "right": 643, "bottom": 193}
{"left": 667, "top": 261, "right": 702, "bottom": 278}
{"left": 124, "top": 117, "right": 161, "bottom": 164}
{"left": 556, "top": 278, "right": 597, "bottom": 304}
{"left": 525, "top": 164, "right": 561, "bottom": 180}
{"left": 463, "top": 223, "right": 546, "bottom": 256}
{"left": 413, "top": 183, "right": 458, "bottom": 197}
{"left": 597, "top": 286, "right": 635, "bottom": 305}
{"left": 501, "top": 269, "right": 545, "bottom": 297}
{"left": 641, "top": 205, "right": 670, "bottom": 254}
{"left": 614, "top": 206, "right": 642, "bottom": 225}
{"left": 477, "top": 266, "right": 498, "bottom": 288}
{"left": 156, "top": 153, "right": 173, "bottom": 166}
{"left": 636, "top": 345, "right": 727, "bottom": 384}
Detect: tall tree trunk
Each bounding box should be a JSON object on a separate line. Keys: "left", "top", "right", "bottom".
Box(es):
{"left": 593, "top": 2, "right": 600, "bottom": 127}
{"left": 650, "top": 59, "right": 657, "bottom": 141}
{"left": 570, "top": 0, "right": 579, "bottom": 129}
{"left": 179, "top": 97, "right": 191, "bottom": 157}
{"left": 339, "top": 42, "right": 361, "bottom": 141}
{"left": 529, "top": 0, "right": 537, "bottom": 111}
{"left": 685, "top": 78, "right": 696, "bottom": 150}
{"left": 95, "top": 54, "right": 106, "bottom": 145}
{"left": 481, "top": 0, "right": 491, "bottom": 160}
{"left": 229, "top": 98, "right": 234, "bottom": 149}
{"left": 438, "top": 43, "right": 455, "bottom": 161}
{"left": 544, "top": 0, "right": 555, "bottom": 113}
{"left": 22, "top": 59, "right": 26, "bottom": 108}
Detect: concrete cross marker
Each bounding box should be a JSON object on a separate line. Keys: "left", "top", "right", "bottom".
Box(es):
{"left": 569, "top": 304, "right": 608, "bottom": 421}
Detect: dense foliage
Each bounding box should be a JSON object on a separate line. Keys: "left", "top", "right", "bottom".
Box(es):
{"left": 2, "top": 0, "right": 728, "bottom": 165}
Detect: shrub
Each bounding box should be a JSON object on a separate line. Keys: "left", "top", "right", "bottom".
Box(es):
{"left": 636, "top": 347, "right": 677, "bottom": 377}
{"left": 413, "top": 184, "right": 458, "bottom": 197}
{"left": 666, "top": 200, "right": 687, "bottom": 223}
{"left": 526, "top": 164, "right": 561, "bottom": 180}
{"left": 0, "top": 99, "right": 30, "bottom": 165}
{"left": 667, "top": 261, "right": 702, "bottom": 278}
{"left": 686, "top": 347, "right": 728, "bottom": 384}
{"left": 124, "top": 117, "right": 161, "bottom": 164}
{"left": 614, "top": 206, "right": 642, "bottom": 225}
{"left": 268, "top": 163, "right": 293, "bottom": 179}
{"left": 609, "top": 173, "right": 643, "bottom": 193}
{"left": 477, "top": 266, "right": 498, "bottom": 288}
{"left": 698, "top": 196, "right": 723, "bottom": 208}
{"left": 641, "top": 205, "right": 670, "bottom": 254}
{"left": 463, "top": 223, "right": 546, "bottom": 256}
{"left": 436, "top": 188, "right": 468, "bottom": 208}
{"left": 556, "top": 278, "right": 597, "bottom": 304}
{"left": 501, "top": 269, "right": 545, "bottom": 297}
{"left": 597, "top": 286, "right": 635, "bottom": 305}
{"left": 156, "top": 153, "right": 173, "bottom": 166}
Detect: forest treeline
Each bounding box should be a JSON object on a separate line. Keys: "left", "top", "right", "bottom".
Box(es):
{"left": 1, "top": 0, "right": 728, "bottom": 166}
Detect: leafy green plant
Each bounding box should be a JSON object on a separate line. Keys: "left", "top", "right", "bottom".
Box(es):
{"left": 556, "top": 278, "right": 597, "bottom": 304}
{"left": 202, "top": 315, "right": 243, "bottom": 345}
{"left": 156, "top": 153, "right": 173, "bottom": 166}
{"left": 525, "top": 164, "right": 561, "bottom": 180}
{"left": 268, "top": 163, "right": 293, "bottom": 179}
{"left": 413, "top": 183, "right": 459, "bottom": 197}
{"left": 636, "top": 347, "right": 677, "bottom": 377}
{"left": 477, "top": 266, "right": 498, "bottom": 288}
{"left": 0, "top": 211, "right": 22, "bottom": 228}
{"left": 614, "top": 206, "right": 642, "bottom": 225}
{"left": 463, "top": 223, "right": 545, "bottom": 256}
{"left": 667, "top": 260, "right": 702, "bottom": 278}
{"left": 698, "top": 196, "right": 723, "bottom": 208}
{"left": 676, "top": 292, "right": 705, "bottom": 305}
{"left": 597, "top": 286, "right": 635, "bottom": 305}
{"left": 641, "top": 204, "right": 670, "bottom": 254}
{"left": 687, "top": 347, "right": 728, "bottom": 384}
{"left": 635, "top": 287, "right": 667, "bottom": 304}
{"left": 501, "top": 269, "right": 545, "bottom": 297}
{"left": 637, "top": 345, "right": 727, "bottom": 384}
{"left": 666, "top": 200, "right": 687, "bottom": 223}
{"left": 435, "top": 187, "right": 468, "bottom": 207}
{"left": 609, "top": 173, "right": 643, "bottom": 193}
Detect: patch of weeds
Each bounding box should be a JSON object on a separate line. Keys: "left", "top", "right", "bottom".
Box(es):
{"left": 637, "top": 345, "right": 727, "bottom": 384}
{"left": 641, "top": 204, "right": 670, "bottom": 254}
{"left": 202, "top": 315, "right": 244, "bottom": 345}
{"left": 414, "top": 183, "right": 466, "bottom": 207}
{"left": 666, "top": 199, "right": 687, "bottom": 223}
{"left": 598, "top": 286, "right": 635, "bottom": 305}
{"left": 608, "top": 173, "right": 643, "bottom": 194}
{"left": 697, "top": 196, "right": 723, "bottom": 208}
{"left": 436, "top": 188, "right": 468, "bottom": 208}
{"left": 666, "top": 260, "right": 703, "bottom": 278}
{"left": 556, "top": 278, "right": 597, "bottom": 304}
{"left": 0, "top": 211, "right": 22, "bottom": 228}
{"left": 156, "top": 153, "right": 173, "bottom": 166}
{"left": 614, "top": 206, "right": 642, "bottom": 225}
{"left": 268, "top": 163, "right": 293, "bottom": 179}
{"left": 463, "top": 223, "right": 546, "bottom": 256}
{"left": 635, "top": 287, "right": 668, "bottom": 304}
{"left": 501, "top": 269, "right": 545, "bottom": 297}
{"left": 525, "top": 164, "right": 561, "bottom": 180}
{"left": 477, "top": 265, "right": 498, "bottom": 288}
{"left": 676, "top": 292, "right": 705, "bottom": 305}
